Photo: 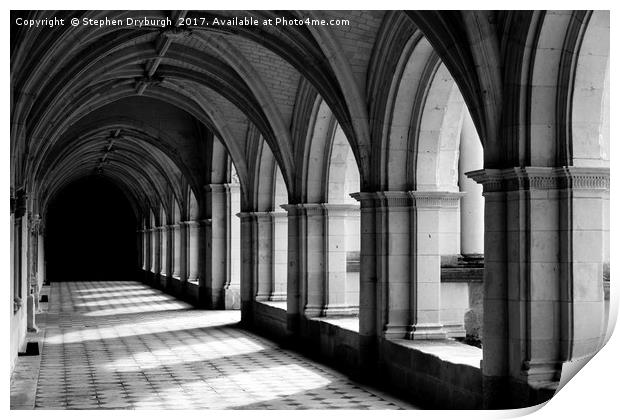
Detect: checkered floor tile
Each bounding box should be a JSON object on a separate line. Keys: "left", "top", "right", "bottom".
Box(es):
{"left": 24, "top": 281, "right": 415, "bottom": 410}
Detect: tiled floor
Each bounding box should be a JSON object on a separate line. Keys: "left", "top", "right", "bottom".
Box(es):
{"left": 12, "top": 281, "right": 415, "bottom": 410}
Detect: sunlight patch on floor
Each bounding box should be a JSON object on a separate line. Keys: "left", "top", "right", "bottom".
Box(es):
{"left": 130, "top": 364, "right": 332, "bottom": 409}
{"left": 105, "top": 337, "right": 266, "bottom": 372}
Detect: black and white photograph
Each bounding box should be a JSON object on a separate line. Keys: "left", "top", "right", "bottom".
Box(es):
{"left": 8, "top": 4, "right": 615, "bottom": 414}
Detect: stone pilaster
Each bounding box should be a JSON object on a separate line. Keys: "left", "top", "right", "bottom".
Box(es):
{"left": 238, "top": 212, "right": 256, "bottom": 325}
{"left": 159, "top": 225, "right": 170, "bottom": 288}
{"left": 253, "top": 211, "right": 275, "bottom": 301}
{"left": 408, "top": 192, "right": 462, "bottom": 339}
{"left": 27, "top": 214, "right": 40, "bottom": 331}
{"left": 36, "top": 226, "right": 45, "bottom": 312}
{"left": 238, "top": 210, "right": 288, "bottom": 324}
{"left": 468, "top": 166, "right": 609, "bottom": 406}
{"left": 323, "top": 203, "right": 359, "bottom": 316}
{"left": 143, "top": 227, "right": 152, "bottom": 274}
{"left": 151, "top": 226, "right": 161, "bottom": 276}
{"left": 184, "top": 220, "right": 200, "bottom": 283}
{"left": 204, "top": 183, "right": 240, "bottom": 309}
{"left": 228, "top": 183, "right": 242, "bottom": 308}
{"left": 282, "top": 203, "right": 358, "bottom": 319}
{"left": 459, "top": 112, "right": 485, "bottom": 256}
{"left": 171, "top": 223, "right": 183, "bottom": 280}
{"left": 349, "top": 192, "right": 379, "bottom": 373}
{"left": 351, "top": 191, "right": 459, "bottom": 340}
{"left": 270, "top": 211, "right": 288, "bottom": 302}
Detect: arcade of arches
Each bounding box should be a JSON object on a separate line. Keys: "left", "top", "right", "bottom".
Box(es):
{"left": 10, "top": 10, "right": 610, "bottom": 409}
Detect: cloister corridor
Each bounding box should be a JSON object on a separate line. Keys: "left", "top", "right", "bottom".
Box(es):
{"left": 10, "top": 281, "right": 415, "bottom": 410}
{"left": 11, "top": 10, "right": 610, "bottom": 410}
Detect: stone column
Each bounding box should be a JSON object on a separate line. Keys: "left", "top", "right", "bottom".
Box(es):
{"left": 179, "top": 221, "right": 188, "bottom": 283}
{"left": 204, "top": 183, "right": 240, "bottom": 309}
{"left": 160, "top": 225, "right": 170, "bottom": 288}
{"left": 139, "top": 229, "right": 146, "bottom": 271}
{"left": 171, "top": 223, "right": 182, "bottom": 280}
{"left": 351, "top": 192, "right": 448, "bottom": 340}
{"left": 409, "top": 192, "right": 462, "bottom": 339}
{"left": 459, "top": 113, "right": 485, "bottom": 256}
{"left": 36, "top": 227, "right": 45, "bottom": 312}
{"left": 151, "top": 226, "right": 161, "bottom": 277}
{"left": 283, "top": 204, "right": 302, "bottom": 335}
{"left": 238, "top": 211, "right": 288, "bottom": 312}
{"left": 239, "top": 212, "right": 257, "bottom": 325}
{"left": 283, "top": 204, "right": 325, "bottom": 318}
{"left": 12, "top": 193, "right": 27, "bottom": 314}
{"left": 253, "top": 212, "right": 274, "bottom": 301}
{"left": 196, "top": 219, "right": 208, "bottom": 305}
{"left": 270, "top": 211, "right": 288, "bottom": 301}
{"left": 229, "top": 184, "right": 241, "bottom": 306}
{"left": 282, "top": 203, "right": 357, "bottom": 320}
{"left": 185, "top": 220, "right": 200, "bottom": 283}
{"left": 468, "top": 167, "right": 609, "bottom": 406}
{"left": 350, "top": 193, "right": 379, "bottom": 371}
{"left": 27, "top": 214, "right": 39, "bottom": 332}
{"left": 136, "top": 229, "right": 143, "bottom": 273}
{"left": 323, "top": 204, "right": 359, "bottom": 315}
{"left": 375, "top": 192, "right": 413, "bottom": 338}
{"left": 143, "top": 227, "right": 152, "bottom": 278}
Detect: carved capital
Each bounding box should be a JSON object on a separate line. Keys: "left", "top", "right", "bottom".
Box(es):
{"left": 410, "top": 191, "right": 464, "bottom": 209}
{"left": 205, "top": 183, "right": 231, "bottom": 194}
{"left": 466, "top": 166, "right": 610, "bottom": 194}
{"left": 349, "top": 192, "right": 379, "bottom": 208}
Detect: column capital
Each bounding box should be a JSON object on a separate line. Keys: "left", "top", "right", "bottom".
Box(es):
{"left": 280, "top": 203, "right": 321, "bottom": 215}
{"left": 270, "top": 210, "right": 288, "bottom": 219}
{"left": 237, "top": 210, "right": 288, "bottom": 220}
{"left": 350, "top": 191, "right": 378, "bottom": 208}
{"left": 236, "top": 211, "right": 257, "bottom": 222}
{"left": 205, "top": 183, "right": 231, "bottom": 193}
{"left": 467, "top": 166, "right": 610, "bottom": 194}
{"left": 409, "top": 191, "right": 465, "bottom": 208}
{"left": 280, "top": 202, "right": 360, "bottom": 215}
{"left": 350, "top": 191, "right": 412, "bottom": 208}
{"left": 321, "top": 203, "right": 360, "bottom": 213}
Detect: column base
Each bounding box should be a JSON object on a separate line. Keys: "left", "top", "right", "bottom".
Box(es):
{"left": 268, "top": 292, "right": 287, "bottom": 302}
{"left": 303, "top": 305, "right": 324, "bottom": 318}
{"left": 304, "top": 304, "right": 359, "bottom": 318}
{"left": 407, "top": 323, "right": 448, "bottom": 340}
{"left": 521, "top": 360, "right": 563, "bottom": 383}
{"left": 255, "top": 293, "right": 271, "bottom": 302}
{"left": 383, "top": 324, "right": 410, "bottom": 339}
{"left": 443, "top": 323, "right": 466, "bottom": 338}
{"left": 322, "top": 305, "right": 359, "bottom": 317}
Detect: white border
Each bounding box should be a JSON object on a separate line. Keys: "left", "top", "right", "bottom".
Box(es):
{"left": 4, "top": 2, "right": 618, "bottom": 419}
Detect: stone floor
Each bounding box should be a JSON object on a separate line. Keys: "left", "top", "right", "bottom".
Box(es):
{"left": 11, "top": 281, "right": 416, "bottom": 410}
